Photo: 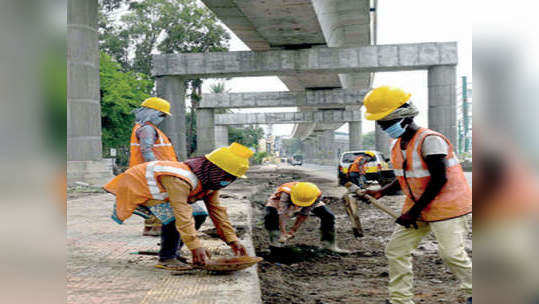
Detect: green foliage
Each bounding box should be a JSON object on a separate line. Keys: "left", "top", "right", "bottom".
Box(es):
{"left": 228, "top": 125, "right": 265, "bottom": 148}
{"left": 361, "top": 131, "right": 375, "bottom": 150}
{"left": 253, "top": 152, "right": 268, "bottom": 164}
{"left": 99, "top": 0, "right": 230, "bottom": 76}
{"left": 100, "top": 52, "right": 153, "bottom": 150}
{"left": 209, "top": 81, "right": 229, "bottom": 94}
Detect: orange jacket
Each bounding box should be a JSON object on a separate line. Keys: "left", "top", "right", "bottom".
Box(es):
{"left": 129, "top": 123, "right": 177, "bottom": 168}
{"left": 390, "top": 128, "right": 472, "bottom": 222}
{"left": 349, "top": 156, "right": 367, "bottom": 174}
{"left": 105, "top": 161, "right": 210, "bottom": 222}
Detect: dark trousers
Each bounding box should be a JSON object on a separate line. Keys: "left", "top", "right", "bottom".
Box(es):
{"left": 264, "top": 205, "right": 336, "bottom": 242}
{"left": 159, "top": 214, "right": 207, "bottom": 261}
{"left": 349, "top": 172, "right": 366, "bottom": 188}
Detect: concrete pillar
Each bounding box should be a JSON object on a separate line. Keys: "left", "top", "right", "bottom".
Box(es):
{"left": 215, "top": 126, "right": 229, "bottom": 148}
{"left": 67, "top": 0, "right": 112, "bottom": 185}
{"left": 349, "top": 121, "right": 362, "bottom": 150}
{"left": 319, "top": 130, "right": 336, "bottom": 166}
{"left": 428, "top": 65, "right": 457, "bottom": 146}
{"left": 156, "top": 76, "right": 187, "bottom": 160}
{"left": 196, "top": 108, "right": 215, "bottom": 155}
{"left": 375, "top": 124, "right": 392, "bottom": 157}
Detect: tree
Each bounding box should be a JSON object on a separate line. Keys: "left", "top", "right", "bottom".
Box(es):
{"left": 99, "top": 52, "right": 153, "bottom": 152}
{"left": 112, "top": 0, "right": 230, "bottom": 77}
{"left": 229, "top": 125, "right": 265, "bottom": 149}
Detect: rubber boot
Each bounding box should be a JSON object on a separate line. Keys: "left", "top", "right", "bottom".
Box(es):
{"left": 320, "top": 231, "right": 350, "bottom": 254}
{"left": 268, "top": 230, "right": 283, "bottom": 247}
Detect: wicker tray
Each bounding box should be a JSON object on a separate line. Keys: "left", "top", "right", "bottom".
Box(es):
{"left": 202, "top": 256, "right": 263, "bottom": 272}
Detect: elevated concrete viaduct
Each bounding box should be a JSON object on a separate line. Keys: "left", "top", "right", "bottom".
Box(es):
{"left": 153, "top": 42, "right": 458, "bottom": 165}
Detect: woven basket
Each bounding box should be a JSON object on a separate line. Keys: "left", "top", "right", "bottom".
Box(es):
{"left": 202, "top": 256, "right": 263, "bottom": 272}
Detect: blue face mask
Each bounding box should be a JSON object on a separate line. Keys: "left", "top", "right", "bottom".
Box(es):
{"left": 219, "top": 181, "right": 231, "bottom": 187}
{"left": 384, "top": 119, "right": 407, "bottom": 138}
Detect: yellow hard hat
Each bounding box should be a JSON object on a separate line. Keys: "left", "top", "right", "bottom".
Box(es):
{"left": 290, "top": 182, "right": 321, "bottom": 207}
{"left": 141, "top": 97, "right": 172, "bottom": 116}
{"left": 363, "top": 86, "right": 412, "bottom": 121}
{"left": 205, "top": 143, "right": 254, "bottom": 178}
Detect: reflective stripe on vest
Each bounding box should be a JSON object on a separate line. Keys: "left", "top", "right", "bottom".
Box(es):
{"left": 144, "top": 161, "right": 200, "bottom": 200}
{"left": 129, "top": 123, "right": 177, "bottom": 168}
{"left": 390, "top": 128, "right": 472, "bottom": 221}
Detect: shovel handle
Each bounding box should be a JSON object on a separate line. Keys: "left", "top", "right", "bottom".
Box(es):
{"left": 344, "top": 182, "right": 400, "bottom": 219}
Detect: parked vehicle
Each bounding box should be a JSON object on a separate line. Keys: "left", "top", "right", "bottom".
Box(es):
{"left": 337, "top": 150, "right": 395, "bottom": 186}
{"left": 290, "top": 154, "right": 303, "bottom": 166}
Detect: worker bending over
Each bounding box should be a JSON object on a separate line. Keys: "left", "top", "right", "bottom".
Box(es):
{"left": 348, "top": 155, "right": 368, "bottom": 188}
{"left": 105, "top": 143, "right": 253, "bottom": 269}
{"left": 129, "top": 97, "right": 208, "bottom": 237}
{"left": 264, "top": 182, "right": 348, "bottom": 253}
{"left": 360, "top": 86, "right": 472, "bottom": 304}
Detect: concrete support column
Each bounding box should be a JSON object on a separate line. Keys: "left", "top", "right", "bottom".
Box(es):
{"left": 156, "top": 76, "right": 187, "bottom": 160}
{"left": 375, "top": 124, "right": 392, "bottom": 157}
{"left": 215, "top": 126, "right": 229, "bottom": 148}
{"left": 67, "top": 0, "right": 112, "bottom": 185}
{"left": 319, "top": 130, "right": 336, "bottom": 166}
{"left": 348, "top": 121, "right": 362, "bottom": 150}
{"left": 428, "top": 65, "right": 457, "bottom": 145}
{"left": 196, "top": 108, "right": 215, "bottom": 155}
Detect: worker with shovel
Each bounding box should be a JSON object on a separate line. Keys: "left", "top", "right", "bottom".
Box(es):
{"left": 359, "top": 86, "right": 472, "bottom": 304}
{"left": 129, "top": 97, "right": 208, "bottom": 237}
{"left": 348, "top": 155, "right": 368, "bottom": 188}
{"left": 105, "top": 143, "right": 253, "bottom": 270}
{"left": 264, "top": 182, "right": 348, "bottom": 253}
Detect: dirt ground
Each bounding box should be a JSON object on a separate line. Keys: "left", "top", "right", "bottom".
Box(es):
{"left": 241, "top": 166, "right": 472, "bottom": 304}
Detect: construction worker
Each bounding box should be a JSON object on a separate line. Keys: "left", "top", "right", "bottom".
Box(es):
{"left": 105, "top": 143, "right": 253, "bottom": 269}
{"left": 360, "top": 86, "right": 472, "bottom": 304}
{"left": 129, "top": 97, "right": 208, "bottom": 237}
{"left": 348, "top": 155, "right": 368, "bottom": 188}
{"left": 264, "top": 182, "right": 348, "bottom": 253}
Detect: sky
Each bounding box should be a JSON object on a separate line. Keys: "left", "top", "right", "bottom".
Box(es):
{"left": 200, "top": 0, "right": 472, "bottom": 137}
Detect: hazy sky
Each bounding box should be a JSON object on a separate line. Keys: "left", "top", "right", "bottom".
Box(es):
{"left": 200, "top": 0, "right": 471, "bottom": 137}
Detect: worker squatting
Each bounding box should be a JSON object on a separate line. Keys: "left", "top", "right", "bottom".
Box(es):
{"left": 104, "top": 86, "right": 472, "bottom": 304}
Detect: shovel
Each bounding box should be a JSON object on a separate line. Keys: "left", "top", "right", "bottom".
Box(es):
{"left": 344, "top": 182, "right": 400, "bottom": 219}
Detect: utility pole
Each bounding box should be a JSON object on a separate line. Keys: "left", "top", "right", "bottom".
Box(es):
{"left": 462, "top": 76, "right": 470, "bottom": 153}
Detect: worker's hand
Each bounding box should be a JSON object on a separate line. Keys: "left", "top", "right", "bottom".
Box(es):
{"left": 362, "top": 189, "right": 383, "bottom": 200}
{"left": 395, "top": 213, "right": 419, "bottom": 229}
{"left": 191, "top": 247, "right": 211, "bottom": 266}
{"left": 229, "top": 241, "right": 248, "bottom": 256}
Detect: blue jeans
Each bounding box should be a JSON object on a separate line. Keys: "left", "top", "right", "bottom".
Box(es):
{"left": 349, "top": 172, "right": 366, "bottom": 188}
{"left": 159, "top": 213, "right": 207, "bottom": 261}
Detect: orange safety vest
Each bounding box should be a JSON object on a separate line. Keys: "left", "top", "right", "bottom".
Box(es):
{"left": 104, "top": 161, "right": 211, "bottom": 223}
{"left": 349, "top": 156, "right": 366, "bottom": 174}
{"left": 129, "top": 123, "right": 177, "bottom": 168}
{"left": 390, "top": 128, "right": 472, "bottom": 222}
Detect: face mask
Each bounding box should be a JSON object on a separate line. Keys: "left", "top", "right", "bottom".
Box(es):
{"left": 384, "top": 119, "right": 407, "bottom": 138}
{"left": 149, "top": 115, "right": 165, "bottom": 126}
{"left": 219, "top": 181, "right": 231, "bottom": 187}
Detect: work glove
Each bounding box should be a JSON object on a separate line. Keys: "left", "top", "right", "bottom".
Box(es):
{"left": 229, "top": 241, "right": 248, "bottom": 256}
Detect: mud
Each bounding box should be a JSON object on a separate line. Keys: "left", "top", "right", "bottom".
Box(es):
{"left": 242, "top": 166, "right": 472, "bottom": 304}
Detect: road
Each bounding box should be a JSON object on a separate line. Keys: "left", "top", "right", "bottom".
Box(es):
{"left": 299, "top": 163, "right": 473, "bottom": 187}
